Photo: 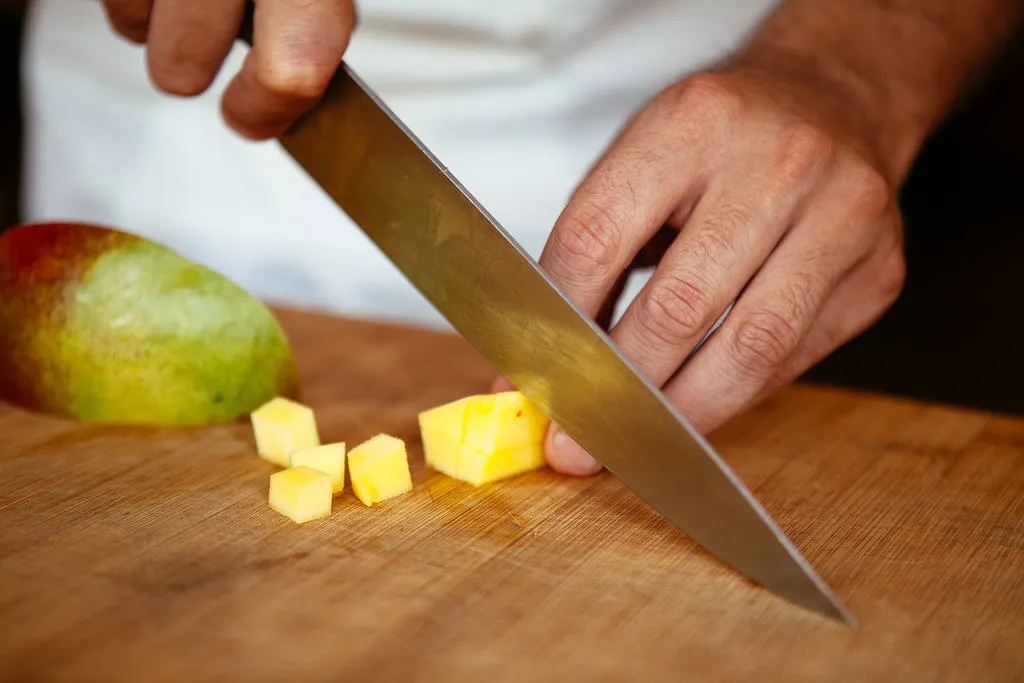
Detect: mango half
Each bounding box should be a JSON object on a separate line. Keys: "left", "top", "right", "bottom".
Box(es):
{"left": 0, "top": 222, "right": 299, "bottom": 425}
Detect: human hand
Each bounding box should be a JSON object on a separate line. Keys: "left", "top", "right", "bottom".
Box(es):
{"left": 100, "top": 0, "right": 356, "bottom": 139}
{"left": 496, "top": 63, "right": 908, "bottom": 476}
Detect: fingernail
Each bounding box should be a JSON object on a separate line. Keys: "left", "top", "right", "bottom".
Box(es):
{"left": 547, "top": 427, "right": 603, "bottom": 477}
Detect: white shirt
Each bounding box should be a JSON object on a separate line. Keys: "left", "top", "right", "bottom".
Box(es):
{"left": 20, "top": 0, "right": 780, "bottom": 329}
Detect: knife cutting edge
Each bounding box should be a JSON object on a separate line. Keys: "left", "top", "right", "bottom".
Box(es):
{"left": 235, "top": 14, "right": 853, "bottom": 626}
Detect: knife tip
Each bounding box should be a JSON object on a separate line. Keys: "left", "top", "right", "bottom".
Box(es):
{"left": 785, "top": 577, "right": 857, "bottom": 627}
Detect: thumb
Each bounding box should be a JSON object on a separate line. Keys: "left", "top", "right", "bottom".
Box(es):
{"left": 544, "top": 425, "right": 603, "bottom": 477}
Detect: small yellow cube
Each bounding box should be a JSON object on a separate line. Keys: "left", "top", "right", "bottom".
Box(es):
{"left": 268, "top": 466, "right": 333, "bottom": 524}
{"left": 348, "top": 434, "right": 413, "bottom": 506}
{"left": 457, "top": 442, "right": 546, "bottom": 487}
{"left": 463, "top": 392, "right": 550, "bottom": 452}
{"left": 290, "top": 442, "right": 346, "bottom": 493}
{"left": 250, "top": 397, "right": 320, "bottom": 467}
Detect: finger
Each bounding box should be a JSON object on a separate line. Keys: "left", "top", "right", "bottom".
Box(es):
{"left": 543, "top": 149, "right": 830, "bottom": 475}
{"left": 607, "top": 181, "right": 802, "bottom": 388}
{"left": 147, "top": 0, "right": 247, "bottom": 97}
{"left": 748, "top": 238, "right": 905, "bottom": 409}
{"left": 222, "top": 0, "right": 355, "bottom": 140}
{"left": 544, "top": 426, "right": 604, "bottom": 476}
{"left": 594, "top": 267, "right": 632, "bottom": 330}
{"left": 538, "top": 111, "right": 707, "bottom": 320}
{"left": 608, "top": 120, "right": 844, "bottom": 388}
{"left": 101, "top": 0, "right": 153, "bottom": 43}
{"left": 662, "top": 199, "right": 891, "bottom": 435}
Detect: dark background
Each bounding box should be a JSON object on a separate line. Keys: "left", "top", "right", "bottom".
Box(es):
{"left": 0, "top": 9, "right": 1022, "bottom": 417}
{"left": 0, "top": 5, "right": 23, "bottom": 230}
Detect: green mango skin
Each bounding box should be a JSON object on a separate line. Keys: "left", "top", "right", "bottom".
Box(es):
{"left": 0, "top": 222, "right": 299, "bottom": 425}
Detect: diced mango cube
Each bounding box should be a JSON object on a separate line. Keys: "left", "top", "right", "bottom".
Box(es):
{"left": 418, "top": 391, "right": 551, "bottom": 486}
{"left": 268, "top": 466, "right": 333, "bottom": 524}
{"left": 290, "top": 442, "right": 346, "bottom": 493}
{"left": 457, "top": 442, "right": 546, "bottom": 487}
{"left": 348, "top": 434, "right": 413, "bottom": 506}
{"left": 251, "top": 397, "right": 320, "bottom": 467}
{"left": 463, "top": 391, "right": 549, "bottom": 452}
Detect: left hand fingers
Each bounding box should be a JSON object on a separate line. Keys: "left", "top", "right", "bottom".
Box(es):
{"left": 545, "top": 161, "right": 904, "bottom": 473}
{"left": 606, "top": 169, "right": 808, "bottom": 389}
{"left": 538, "top": 183, "right": 797, "bottom": 476}
{"left": 740, "top": 235, "right": 906, "bottom": 415}
{"left": 662, "top": 168, "right": 903, "bottom": 434}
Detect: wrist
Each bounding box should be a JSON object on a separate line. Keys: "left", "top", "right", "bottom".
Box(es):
{"left": 721, "top": 43, "right": 932, "bottom": 187}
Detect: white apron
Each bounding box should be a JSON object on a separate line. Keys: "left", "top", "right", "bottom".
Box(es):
{"left": 20, "top": 0, "right": 780, "bottom": 329}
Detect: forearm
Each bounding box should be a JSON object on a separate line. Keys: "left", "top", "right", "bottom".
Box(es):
{"left": 728, "top": 0, "right": 1024, "bottom": 183}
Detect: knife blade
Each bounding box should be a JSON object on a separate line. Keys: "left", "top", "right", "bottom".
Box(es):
{"left": 235, "top": 17, "right": 851, "bottom": 625}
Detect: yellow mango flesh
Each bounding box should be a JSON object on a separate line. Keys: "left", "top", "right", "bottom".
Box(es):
{"left": 457, "top": 442, "right": 546, "bottom": 487}
{"left": 348, "top": 434, "right": 413, "bottom": 506}
{"left": 418, "top": 397, "right": 470, "bottom": 474}
{"left": 290, "top": 442, "right": 346, "bottom": 493}
{"left": 418, "top": 391, "right": 550, "bottom": 486}
{"left": 268, "top": 466, "right": 333, "bottom": 524}
{"left": 420, "top": 427, "right": 460, "bottom": 478}
{"left": 250, "top": 396, "right": 320, "bottom": 467}
{"left": 463, "top": 392, "right": 549, "bottom": 452}
{"left": 417, "top": 396, "right": 471, "bottom": 437}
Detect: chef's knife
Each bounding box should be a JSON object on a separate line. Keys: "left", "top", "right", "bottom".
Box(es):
{"left": 236, "top": 16, "right": 852, "bottom": 625}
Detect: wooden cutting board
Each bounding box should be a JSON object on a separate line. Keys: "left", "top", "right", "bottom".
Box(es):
{"left": 1, "top": 306, "right": 1022, "bottom": 682}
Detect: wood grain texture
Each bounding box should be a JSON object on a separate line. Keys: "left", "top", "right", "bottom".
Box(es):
{"left": 1, "top": 306, "right": 1022, "bottom": 682}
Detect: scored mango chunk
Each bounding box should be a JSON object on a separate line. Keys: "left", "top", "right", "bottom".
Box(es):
{"left": 269, "top": 466, "right": 333, "bottom": 524}
{"left": 251, "top": 396, "right": 320, "bottom": 467}
{"left": 463, "top": 392, "right": 549, "bottom": 452}
{"left": 457, "top": 442, "right": 547, "bottom": 487}
{"left": 348, "top": 434, "right": 413, "bottom": 507}
{"left": 418, "top": 391, "right": 550, "bottom": 486}
{"left": 290, "top": 442, "right": 346, "bottom": 493}
{"left": 420, "top": 427, "right": 460, "bottom": 478}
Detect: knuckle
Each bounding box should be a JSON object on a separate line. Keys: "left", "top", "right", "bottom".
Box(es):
{"left": 256, "top": 55, "right": 335, "bottom": 101}
{"left": 638, "top": 272, "right": 714, "bottom": 345}
{"left": 774, "top": 122, "right": 834, "bottom": 181}
{"left": 844, "top": 160, "right": 893, "bottom": 217}
{"left": 549, "top": 204, "right": 623, "bottom": 278}
{"left": 667, "top": 73, "right": 743, "bottom": 125}
{"left": 730, "top": 308, "right": 802, "bottom": 375}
